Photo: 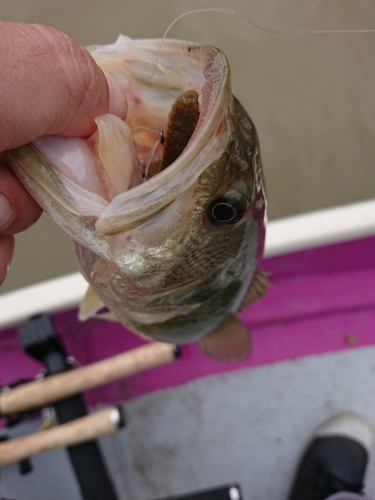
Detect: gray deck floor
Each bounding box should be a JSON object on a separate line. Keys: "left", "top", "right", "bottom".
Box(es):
{"left": 1, "top": 346, "right": 374, "bottom": 500}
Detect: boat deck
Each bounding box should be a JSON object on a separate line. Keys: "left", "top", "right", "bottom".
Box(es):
{"left": 2, "top": 346, "right": 374, "bottom": 499}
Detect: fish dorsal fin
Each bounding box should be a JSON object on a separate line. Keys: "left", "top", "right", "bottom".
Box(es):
{"left": 79, "top": 285, "right": 105, "bottom": 321}
{"left": 200, "top": 313, "right": 251, "bottom": 362}
{"left": 239, "top": 268, "right": 272, "bottom": 311}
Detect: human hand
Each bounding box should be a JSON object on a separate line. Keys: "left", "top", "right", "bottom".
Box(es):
{"left": 0, "top": 21, "right": 126, "bottom": 286}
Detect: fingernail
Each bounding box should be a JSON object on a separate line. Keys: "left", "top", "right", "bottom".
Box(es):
{"left": 0, "top": 194, "right": 13, "bottom": 232}
{"left": 104, "top": 71, "right": 128, "bottom": 120}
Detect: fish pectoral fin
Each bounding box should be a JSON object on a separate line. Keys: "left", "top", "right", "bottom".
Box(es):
{"left": 79, "top": 286, "right": 105, "bottom": 321}
{"left": 239, "top": 268, "right": 272, "bottom": 311}
{"left": 199, "top": 313, "right": 251, "bottom": 362}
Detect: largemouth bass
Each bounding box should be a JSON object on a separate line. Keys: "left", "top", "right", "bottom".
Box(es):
{"left": 7, "top": 36, "right": 269, "bottom": 362}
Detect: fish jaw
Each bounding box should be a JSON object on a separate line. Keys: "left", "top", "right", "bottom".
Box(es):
{"left": 5, "top": 36, "right": 266, "bottom": 357}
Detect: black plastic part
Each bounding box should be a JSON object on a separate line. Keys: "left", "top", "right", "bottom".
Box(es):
{"left": 3, "top": 409, "right": 40, "bottom": 428}
{"left": 18, "top": 315, "right": 119, "bottom": 500}
{"left": 18, "top": 315, "right": 63, "bottom": 364}
{"left": 173, "top": 345, "right": 182, "bottom": 358}
{"left": 19, "top": 458, "right": 33, "bottom": 475}
{"left": 115, "top": 405, "right": 126, "bottom": 429}
{"left": 153, "top": 484, "right": 242, "bottom": 500}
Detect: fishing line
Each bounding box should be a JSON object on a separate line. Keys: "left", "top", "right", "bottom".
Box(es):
{"left": 163, "top": 7, "right": 375, "bottom": 36}
{"left": 144, "top": 139, "right": 162, "bottom": 179}
{"left": 131, "top": 126, "right": 164, "bottom": 177}
{"left": 149, "top": 6, "right": 375, "bottom": 78}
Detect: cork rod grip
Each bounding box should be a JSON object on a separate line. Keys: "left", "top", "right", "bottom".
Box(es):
{"left": 0, "top": 406, "right": 122, "bottom": 467}
{"left": 0, "top": 342, "right": 176, "bottom": 416}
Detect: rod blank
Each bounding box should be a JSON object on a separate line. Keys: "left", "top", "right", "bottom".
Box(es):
{"left": 0, "top": 342, "right": 176, "bottom": 416}
{"left": 0, "top": 406, "right": 122, "bottom": 468}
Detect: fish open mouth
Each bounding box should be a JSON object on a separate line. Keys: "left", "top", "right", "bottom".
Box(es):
{"left": 12, "top": 37, "right": 232, "bottom": 235}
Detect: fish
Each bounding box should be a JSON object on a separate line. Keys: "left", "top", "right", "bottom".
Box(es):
{"left": 6, "top": 36, "right": 269, "bottom": 362}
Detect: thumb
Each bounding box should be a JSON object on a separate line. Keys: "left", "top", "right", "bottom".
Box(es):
{"left": 0, "top": 22, "right": 125, "bottom": 151}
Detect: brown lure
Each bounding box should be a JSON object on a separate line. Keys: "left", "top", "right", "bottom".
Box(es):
{"left": 147, "top": 90, "right": 200, "bottom": 179}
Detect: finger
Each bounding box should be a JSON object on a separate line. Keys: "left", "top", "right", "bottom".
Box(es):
{"left": 0, "top": 21, "right": 118, "bottom": 151}
{"left": 0, "top": 161, "right": 42, "bottom": 235}
{"left": 0, "top": 235, "right": 15, "bottom": 286}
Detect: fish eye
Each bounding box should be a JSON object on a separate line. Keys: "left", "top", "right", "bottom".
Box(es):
{"left": 208, "top": 196, "right": 247, "bottom": 226}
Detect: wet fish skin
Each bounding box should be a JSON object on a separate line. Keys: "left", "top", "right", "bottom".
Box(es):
{"left": 6, "top": 37, "right": 267, "bottom": 361}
